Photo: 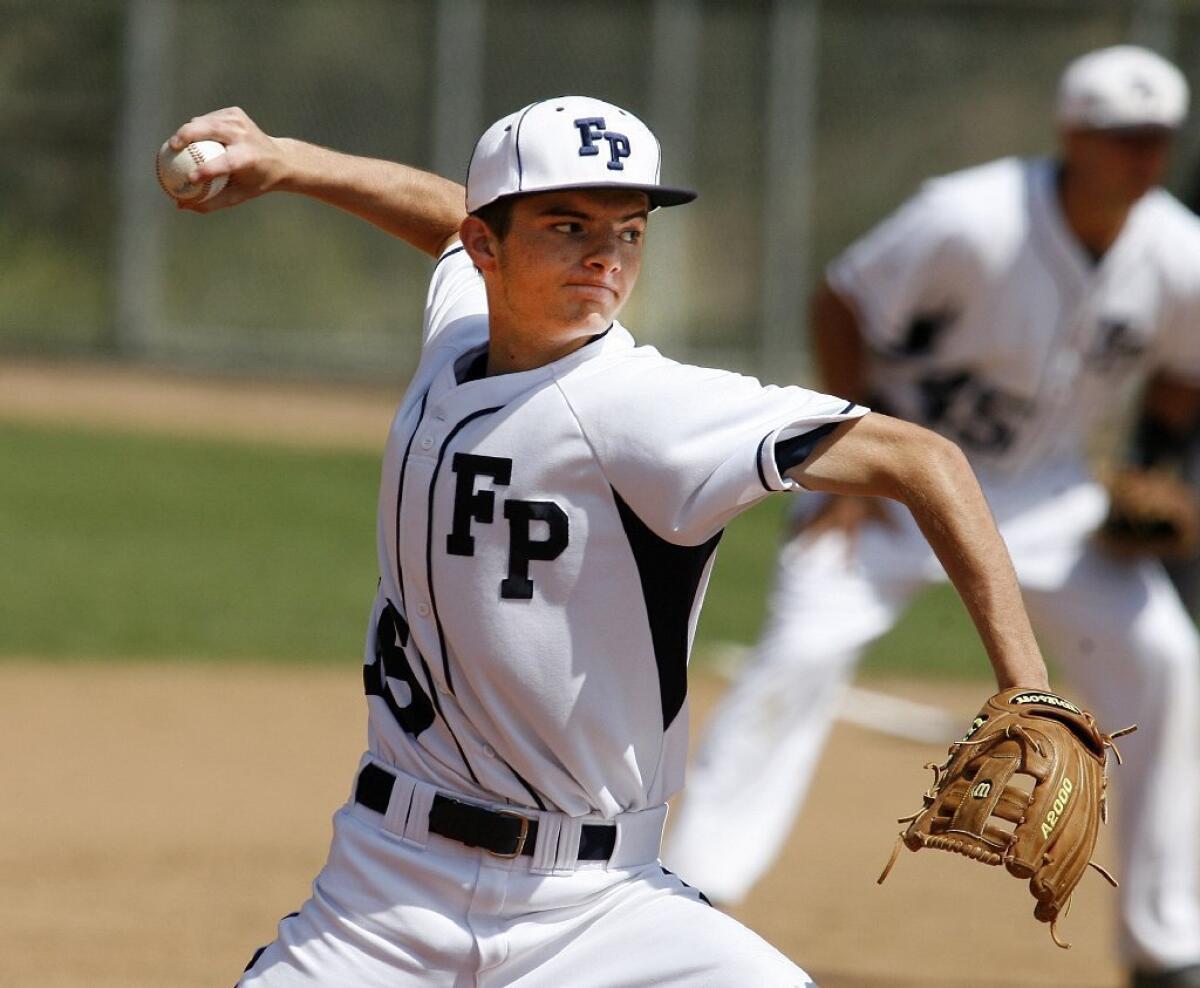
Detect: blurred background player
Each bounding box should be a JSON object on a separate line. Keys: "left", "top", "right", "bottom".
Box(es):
{"left": 664, "top": 44, "right": 1200, "bottom": 988}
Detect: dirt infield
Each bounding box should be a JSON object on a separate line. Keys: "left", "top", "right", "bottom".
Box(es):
{"left": 0, "top": 361, "right": 1124, "bottom": 986}
{"left": 0, "top": 662, "right": 1122, "bottom": 988}
{"left": 0, "top": 359, "right": 400, "bottom": 450}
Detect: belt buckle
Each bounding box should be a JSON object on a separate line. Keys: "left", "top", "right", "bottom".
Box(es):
{"left": 489, "top": 810, "right": 531, "bottom": 859}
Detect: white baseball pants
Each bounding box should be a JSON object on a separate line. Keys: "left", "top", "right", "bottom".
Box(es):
{"left": 238, "top": 758, "right": 814, "bottom": 987}
{"left": 665, "top": 477, "right": 1200, "bottom": 972}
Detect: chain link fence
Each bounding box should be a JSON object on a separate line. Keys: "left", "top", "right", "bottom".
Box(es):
{"left": 3, "top": 0, "right": 1199, "bottom": 382}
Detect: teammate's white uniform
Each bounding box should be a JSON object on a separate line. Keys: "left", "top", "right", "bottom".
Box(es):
{"left": 238, "top": 240, "right": 864, "bottom": 986}
{"left": 665, "top": 156, "right": 1200, "bottom": 971}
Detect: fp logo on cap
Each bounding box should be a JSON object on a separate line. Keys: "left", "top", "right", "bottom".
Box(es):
{"left": 463, "top": 96, "right": 695, "bottom": 212}
{"left": 574, "top": 117, "right": 631, "bottom": 171}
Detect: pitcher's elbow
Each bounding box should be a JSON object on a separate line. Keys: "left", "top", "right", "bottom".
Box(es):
{"left": 886, "top": 422, "right": 973, "bottom": 503}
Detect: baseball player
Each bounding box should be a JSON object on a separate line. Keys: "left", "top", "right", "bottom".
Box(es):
{"left": 664, "top": 45, "right": 1200, "bottom": 988}
{"left": 169, "top": 96, "right": 1054, "bottom": 987}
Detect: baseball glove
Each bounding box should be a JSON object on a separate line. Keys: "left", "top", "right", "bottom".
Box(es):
{"left": 1095, "top": 468, "right": 1200, "bottom": 560}
{"left": 877, "top": 689, "right": 1134, "bottom": 948}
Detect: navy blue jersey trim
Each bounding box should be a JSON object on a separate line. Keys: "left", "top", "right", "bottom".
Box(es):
{"left": 454, "top": 329, "right": 607, "bottom": 388}
{"left": 775, "top": 423, "right": 836, "bottom": 474}
{"left": 773, "top": 402, "right": 859, "bottom": 475}
{"left": 428, "top": 406, "right": 505, "bottom": 695}
{"left": 455, "top": 346, "right": 490, "bottom": 384}
{"left": 611, "top": 486, "right": 722, "bottom": 731}
{"left": 508, "top": 765, "right": 547, "bottom": 811}
{"left": 414, "top": 644, "right": 482, "bottom": 787}
{"left": 385, "top": 391, "right": 482, "bottom": 785}
{"left": 434, "top": 244, "right": 466, "bottom": 269}
{"left": 395, "top": 392, "right": 430, "bottom": 615}
{"left": 755, "top": 433, "right": 772, "bottom": 491}
{"left": 386, "top": 391, "right": 444, "bottom": 730}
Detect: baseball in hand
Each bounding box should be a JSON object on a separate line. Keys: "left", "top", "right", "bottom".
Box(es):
{"left": 156, "top": 139, "right": 228, "bottom": 202}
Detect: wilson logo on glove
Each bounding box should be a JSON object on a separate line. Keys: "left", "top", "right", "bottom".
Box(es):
{"left": 1008, "top": 691, "right": 1083, "bottom": 714}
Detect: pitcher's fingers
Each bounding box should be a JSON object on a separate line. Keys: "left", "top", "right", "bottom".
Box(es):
{"left": 176, "top": 182, "right": 248, "bottom": 213}
{"left": 169, "top": 112, "right": 225, "bottom": 150}
{"left": 188, "top": 145, "right": 238, "bottom": 185}
{"left": 171, "top": 106, "right": 254, "bottom": 150}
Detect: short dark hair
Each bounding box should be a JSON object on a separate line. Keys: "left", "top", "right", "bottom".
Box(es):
{"left": 470, "top": 196, "right": 516, "bottom": 240}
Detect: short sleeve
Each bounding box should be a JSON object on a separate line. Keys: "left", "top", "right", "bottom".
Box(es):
{"left": 826, "top": 183, "right": 975, "bottom": 352}
{"left": 423, "top": 243, "right": 488, "bottom": 347}
{"left": 560, "top": 353, "right": 867, "bottom": 545}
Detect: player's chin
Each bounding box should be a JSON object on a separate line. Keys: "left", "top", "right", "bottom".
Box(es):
{"left": 562, "top": 299, "right": 622, "bottom": 332}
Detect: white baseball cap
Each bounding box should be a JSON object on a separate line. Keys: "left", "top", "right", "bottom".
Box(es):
{"left": 465, "top": 96, "right": 696, "bottom": 213}
{"left": 1056, "top": 45, "right": 1189, "bottom": 131}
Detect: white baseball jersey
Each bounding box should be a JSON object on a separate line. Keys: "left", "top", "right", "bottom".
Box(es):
{"left": 363, "top": 244, "right": 865, "bottom": 819}
{"left": 828, "top": 156, "right": 1200, "bottom": 476}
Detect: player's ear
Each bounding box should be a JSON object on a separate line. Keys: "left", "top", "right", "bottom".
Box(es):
{"left": 460, "top": 215, "right": 500, "bottom": 273}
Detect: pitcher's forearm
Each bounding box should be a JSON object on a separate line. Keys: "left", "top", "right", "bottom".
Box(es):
{"left": 273, "top": 139, "right": 466, "bottom": 256}
{"left": 169, "top": 108, "right": 466, "bottom": 257}
{"left": 898, "top": 444, "right": 1048, "bottom": 690}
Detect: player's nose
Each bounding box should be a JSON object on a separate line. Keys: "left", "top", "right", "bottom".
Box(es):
{"left": 582, "top": 232, "right": 623, "bottom": 273}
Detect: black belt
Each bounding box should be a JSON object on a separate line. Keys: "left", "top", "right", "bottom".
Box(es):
{"left": 354, "top": 763, "right": 617, "bottom": 861}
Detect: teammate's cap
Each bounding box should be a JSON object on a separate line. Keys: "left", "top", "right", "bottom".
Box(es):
{"left": 1056, "top": 45, "right": 1189, "bottom": 131}
{"left": 465, "top": 96, "right": 696, "bottom": 213}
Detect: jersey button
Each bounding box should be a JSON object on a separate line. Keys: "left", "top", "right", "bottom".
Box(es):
{"left": 416, "top": 603, "right": 431, "bottom": 617}
{"left": 420, "top": 436, "right": 434, "bottom": 450}
{"left": 482, "top": 745, "right": 496, "bottom": 758}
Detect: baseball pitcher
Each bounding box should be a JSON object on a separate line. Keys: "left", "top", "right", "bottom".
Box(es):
{"left": 169, "top": 94, "right": 1077, "bottom": 985}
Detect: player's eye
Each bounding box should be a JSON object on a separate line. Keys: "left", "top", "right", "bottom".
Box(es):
{"left": 619, "top": 229, "right": 643, "bottom": 245}
{"left": 552, "top": 222, "right": 582, "bottom": 234}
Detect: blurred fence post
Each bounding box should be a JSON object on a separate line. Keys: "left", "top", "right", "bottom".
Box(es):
{"left": 113, "top": 0, "right": 176, "bottom": 356}
{"left": 431, "top": 0, "right": 486, "bottom": 183}
{"left": 758, "top": 0, "right": 819, "bottom": 381}
{"left": 643, "top": 0, "right": 702, "bottom": 356}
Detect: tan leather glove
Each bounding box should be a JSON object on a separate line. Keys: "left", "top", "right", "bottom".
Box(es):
{"left": 879, "top": 689, "right": 1134, "bottom": 948}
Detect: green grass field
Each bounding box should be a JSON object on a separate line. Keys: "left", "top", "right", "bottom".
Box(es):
{"left": 0, "top": 420, "right": 990, "bottom": 676}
